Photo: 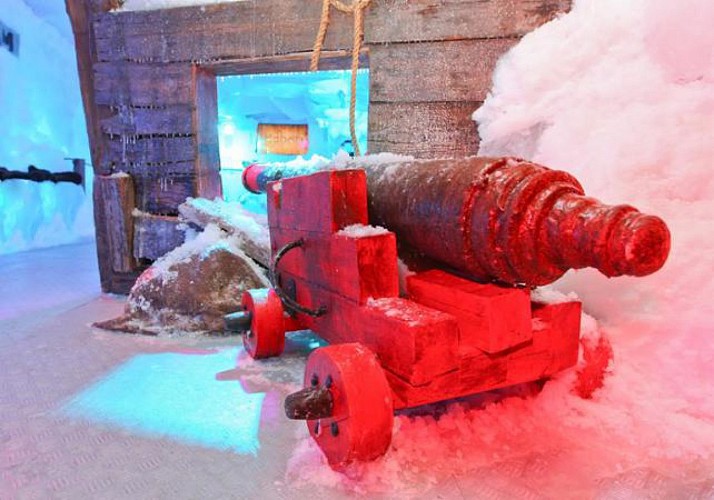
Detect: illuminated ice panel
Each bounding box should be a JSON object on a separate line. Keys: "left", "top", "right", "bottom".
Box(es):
{"left": 61, "top": 347, "right": 264, "bottom": 454}
{"left": 217, "top": 69, "right": 369, "bottom": 207}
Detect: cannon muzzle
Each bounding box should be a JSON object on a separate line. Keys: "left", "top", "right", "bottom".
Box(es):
{"left": 243, "top": 157, "right": 670, "bottom": 286}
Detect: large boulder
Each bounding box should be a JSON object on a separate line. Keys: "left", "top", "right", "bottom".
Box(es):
{"left": 95, "top": 224, "right": 269, "bottom": 335}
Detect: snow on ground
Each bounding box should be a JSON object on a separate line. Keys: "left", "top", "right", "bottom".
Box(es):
{"left": 284, "top": 0, "right": 714, "bottom": 496}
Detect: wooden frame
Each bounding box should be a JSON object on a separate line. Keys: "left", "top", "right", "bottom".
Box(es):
{"left": 65, "top": 0, "right": 570, "bottom": 293}
{"left": 192, "top": 50, "right": 368, "bottom": 179}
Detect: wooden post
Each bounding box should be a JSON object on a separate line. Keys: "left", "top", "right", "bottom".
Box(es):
{"left": 93, "top": 174, "right": 137, "bottom": 292}
{"left": 133, "top": 212, "right": 185, "bottom": 261}
{"left": 65, "top": 0, "right": 108, "bottom": 174}
{"left": 192, "top": 66, "right": 222, "bottom": 200}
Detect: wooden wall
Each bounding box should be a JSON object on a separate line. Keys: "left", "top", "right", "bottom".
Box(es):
{"left": 66, "top": 0, "right": 570, "bottom": 293}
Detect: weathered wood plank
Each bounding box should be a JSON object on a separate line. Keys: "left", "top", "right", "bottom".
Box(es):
{"left": 93, "top": 1, "right": 352, "bottom": 63}
{"left": 210, "top": 49, "right": 368, "bottom": 76}
{"left": 66, "top": 0, "right": 106, "bottom": 175}
{"left": 133, "top": 172, "right": 195, "bottom": 215}
{"left": 94, "top": 0, "right": 570, "bottom": 63}
{"left": 110, "top": 269, "right": 146, "bottom": 295}
{"left": 105, "top": 135, "right": 195, "bottom": 164}
{"left": 133, "top": 213, "right": 185, "bottom": 260}
{"left": 368, "top": 101, "right": 481, "bottom": 159}
{"left": 94, "top": 62, "right": 193, "bottom": 106}
{"left": 100, "top": 105, "right": 193, "bottom": 135}
{"left": 370, "top": 38, "right": 517, "bottom": 103}
{"left": 94, "top": 174, "right": 136, "bottom": 276}
{"left": 192, "top": 67, "right": 223, "bottom": 200}
{"left": 366, "top": 0, "right": 571, "bottom": 43}
{"left": 128, "top": 161, "right": 196, "bottom": 178}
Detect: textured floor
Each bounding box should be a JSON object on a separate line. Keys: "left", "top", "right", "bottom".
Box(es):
{"left": 0, "top": 242, "right": 360, "bottom": 500}
{"left": 4, "top": 243, "right": 712, "bottom": 500}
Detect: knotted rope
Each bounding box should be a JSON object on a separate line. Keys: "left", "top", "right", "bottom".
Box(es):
{"left": 310, "top": 0, "right": 372, "bottom": 156}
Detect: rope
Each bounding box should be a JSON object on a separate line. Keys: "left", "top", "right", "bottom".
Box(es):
{"left": 269, "top": 239, "right": 327, "bottom": 318}
{"left": 310, "top": 0, "right": 372, "bottom": 157}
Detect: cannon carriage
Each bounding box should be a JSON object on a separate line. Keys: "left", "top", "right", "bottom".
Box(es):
{"left": 226, "top": 157, "right": 670, "bottom": 469}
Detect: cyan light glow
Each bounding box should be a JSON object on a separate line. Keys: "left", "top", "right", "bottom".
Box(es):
{"left": 217, "top": 69, "right": 369, "bottom": 169}
{"left": 217, "top": 69, "right": 369, "bottom": 208}
{"left": 61, "top": 348, "right": 265, "bottom": 454}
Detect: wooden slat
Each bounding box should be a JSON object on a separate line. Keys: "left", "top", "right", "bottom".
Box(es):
{"left": 66, "top": 0, "right": 106, "bottom": 175}
{"left": 192, "top": 66, "right": 222, "bottom": 200}
{"left": 366, "top": 0, "right": 571, "bottom": 43}
{"left": 133, "top": 213, "right": 185, "bottom": 260}
{"left": 93, "top": 174, "right": 136, "bottom": 276}
{"left": 93, "top": 0, "right": 570, "bottom": 63}
{"left": 109, "top": 269, "right": 145, "bottom": 295}
{"left": 93, "top": 1, "right": 352, "bottom": 63}
{"left": 210, "top": 50, "right": 368, "bottom": 76}
{"left": 368, "top": 101, "right": 481, "bottom": 159}
{"left": 370, "top": 38, "right": 517, "bottom": 103}
{"left": 128, "top": 161, "right": 196, "bottom": 177}
{"left": 105, "top": 135, "right": 195, "bottom": 164}
{"left": 133, "top": 172, "right": 195, "bottom": 215}
{"left": 100, "top": 105, "right": 193, "bottom": 135}
{"left": 94, "top": 62, "right": 193, "bottom": 106}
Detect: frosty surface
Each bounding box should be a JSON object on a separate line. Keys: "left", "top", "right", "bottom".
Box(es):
{"left": 243, "top": 156, "right": 671, "bottom": 286}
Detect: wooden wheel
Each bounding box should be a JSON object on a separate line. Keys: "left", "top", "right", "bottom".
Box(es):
{"left": 290, "top": 343, "right": 394, "bottom": 469}
{"left": 241, "top": 288, "right": 286, "bottom": 359}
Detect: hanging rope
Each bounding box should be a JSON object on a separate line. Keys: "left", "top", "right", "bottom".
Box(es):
{"left": 310, "top": 0, "right": 372, "bottom": 157}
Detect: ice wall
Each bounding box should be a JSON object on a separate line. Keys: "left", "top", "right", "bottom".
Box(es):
{"left": 0, "top": 0, "right": 89, "bottom": 173}
{"left": 0, "top": 0, "right": 93, "bottom": 254}
{"left": 0, "top": 181, "right": 94, "bottom": 255}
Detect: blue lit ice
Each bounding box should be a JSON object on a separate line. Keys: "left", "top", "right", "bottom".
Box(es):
{"left": 62, "top": 348, "right": 265, "bottom": 454}
{"left": 217, "top": 69, "right": 369, "bottom": 208}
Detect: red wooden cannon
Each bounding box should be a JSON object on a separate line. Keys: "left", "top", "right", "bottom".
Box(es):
{"left": 228, "top": 157, "right": 670, "bottom": 470}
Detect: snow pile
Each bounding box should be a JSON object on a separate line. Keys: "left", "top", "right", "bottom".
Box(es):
{"left": 143, "top": 223, "right": 228, "bottom": 286}
{"left": 475, "top": 0, "right": 714, "bottom": 329}
{"left": 286, "top": 0, "right": 714, "bottom": 495}
{"left": 473, "top": 0, "right": 714, "bottom": 423}
{"left": 95, "top": 221, "right": 269, "bottom": 336}
{"left": 116, "top": 0, "right": 246, "bottom": 11}
{"left": 337, "top": 224, "right": 390, "bottom": 238}
{"left": 335, "top": 151, "right": 414, "bottom": 170}
{"left": 180, "top": 197, "right": 270, "bottom": 256}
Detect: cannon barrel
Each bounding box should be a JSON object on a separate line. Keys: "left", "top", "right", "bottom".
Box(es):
{"left": 243, "top": 157, "right": 670, "bottom": 286}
